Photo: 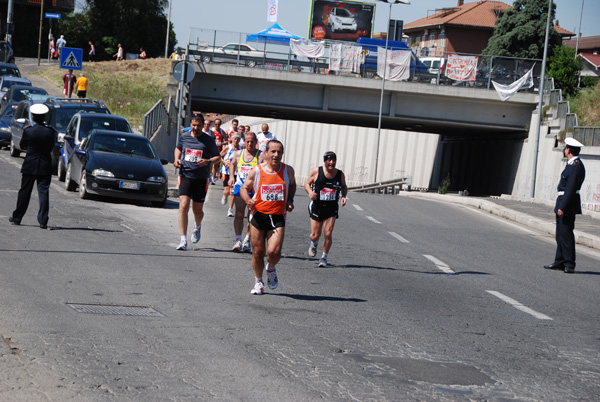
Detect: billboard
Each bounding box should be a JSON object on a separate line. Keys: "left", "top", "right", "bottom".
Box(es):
{"left": 308, "top": 0, "right": 375, "bottom": 43}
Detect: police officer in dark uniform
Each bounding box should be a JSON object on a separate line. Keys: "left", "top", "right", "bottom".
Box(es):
{"left": 544, "top": 137, "right": 586, "bottom": 274}
{"left": 9, "top": 104, "right": 58, "bottom": 229}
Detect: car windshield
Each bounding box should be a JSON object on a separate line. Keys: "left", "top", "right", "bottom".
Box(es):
{"left": 0, "top": 67, "right": 20, "bottom": 77}
{"left": 78, "top": 117, "right": 132, "bottom": 140}
{"left": 11, "top": 88, "right": 47, "bottom": 102}
{"left": 51, "top": 108, "right": 110, "bottom": 130}
{"left": 336, "top": 8, "right": 352, "bottom": 17}
{"left": 2, "top": 106, "right": 16, "bottom": 117}
{"left": 1, "top": 80, "right": 25, "bottom": 92}
{"left": 92, "top": 134, "right": 156, "bottom": 158}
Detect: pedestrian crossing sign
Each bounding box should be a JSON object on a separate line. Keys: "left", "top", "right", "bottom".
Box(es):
{"left": 60, "top": 47, "right": 83, "bottom": 70}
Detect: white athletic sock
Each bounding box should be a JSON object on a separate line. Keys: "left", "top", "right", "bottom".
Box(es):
{"left": 255, "top": 277, "right": 263, "bottom": 283}
{"left": 181, "top": 235, "right": 187, "bottom": 242}
{"left": 322, "top": 252, "right": 328, "bottom": 259}
{"left": 236, "top": 235, "right": 242, "bottom": 241}
{"left": 311, "top": 240, "right": 318, "bottom": 247}
{"left": 243, "top": 234, "right": 250, "bottom": 243}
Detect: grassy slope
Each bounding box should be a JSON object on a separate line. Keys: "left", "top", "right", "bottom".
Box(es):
{"left": 34, "top": 58, "right": 172, "bottom": 130}
{"left": 569, "top": 82, "right": 600, "bottom": 127}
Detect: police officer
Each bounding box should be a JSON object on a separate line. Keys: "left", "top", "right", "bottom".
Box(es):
{"left": 544, "top": 137, "right": 586, "bottom": 274}
{"left": 9, "top": 104, "right": 58, "bottom": 229}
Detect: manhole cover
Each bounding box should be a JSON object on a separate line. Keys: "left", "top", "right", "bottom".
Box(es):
{"left": 67, "top": 303, "right": 165, "bottom": 317}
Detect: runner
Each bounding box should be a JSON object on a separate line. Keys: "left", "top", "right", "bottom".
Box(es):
{"left": 240, "top": 140, "right": 296, "bottom": 295}
{"left": 304, "top": 151, "right": 347, "bottom": 267}
{"left": 228, "top": 132, "right": 262, "bottom": 252}
{"left": 173, "top": 114, "right": 221, "bottom": 251}
{"left": 221, "top": 132, "right": 241, "bottom": 217}
{"left": 211, "top": 118, "right": 228, "bottom": 184}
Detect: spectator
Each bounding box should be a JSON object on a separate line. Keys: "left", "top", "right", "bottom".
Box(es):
{"left": 62, "top": 71, "right": 76, "bottom": 97}
{"left": 113, "top": 43, "right": 124, "bottom": 61}
{"left": 139, "top": 48, "right": 147, "bottom": 59}
{"left": 56, "top": 35, "right": 66, "bottom": 59}
{"left": 88, "top": 41, "right": 95, "bottom": 62}
{"left": 76, "top": 74, "right": 88, "bottom": 98}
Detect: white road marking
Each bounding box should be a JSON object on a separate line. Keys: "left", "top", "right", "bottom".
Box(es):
{"left": 121, "top": 223, "right": 135, "bottom": 232}
{"left": 423, "top": 254, "right": 456, "bottom": 274}
{"left": 353, "top": 204, "right": 363, "bottom": 211}
{"left": 366, "top": 216, "right": 381, "bottom": 224}
{"left": 389, "top": 232, "right": 410, "bottom": 243}
{"left": 486, "top": 290, "right": 553, "bottom": 320}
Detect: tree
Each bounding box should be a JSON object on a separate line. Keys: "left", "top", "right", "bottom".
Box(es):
{"left": 483, "top": 0, "right": 562, "bottom": 59}
{"left": 547, "top": 45, "right": 581, "bottom": 97}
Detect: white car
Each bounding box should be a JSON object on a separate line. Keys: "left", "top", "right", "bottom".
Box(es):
{"left": 328, "top": 7, "right": 357, "bottom": 32}
{"left": 199, "top": 43, "right": 263, "bottom": 67}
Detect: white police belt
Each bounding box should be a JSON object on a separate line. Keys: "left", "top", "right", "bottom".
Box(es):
{"left": 558, "top": 190, "right": 579, "bottom": 196}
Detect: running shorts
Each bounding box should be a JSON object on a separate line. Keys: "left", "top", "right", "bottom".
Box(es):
{"left": 308, "top": 201, "right": 339, "bottom": 222}
{"left": 232, "top": 183, "right": 253, "bottom": 198}
{"left": 178, "top": 176, "right": 208, "bottom": 203}
{"left": 250, "top": 211, "right": 285, "bottom": 231}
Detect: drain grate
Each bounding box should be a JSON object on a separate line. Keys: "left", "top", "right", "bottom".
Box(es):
{"left": 67, "top": 303, "right": 165, "bottom": 317}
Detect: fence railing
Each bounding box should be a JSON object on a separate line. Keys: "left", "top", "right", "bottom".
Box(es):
{"left": 573, "top": 127, "right": 600, "bottom": 147}
{"left": 142, "top": 98, "right": 171, "bottom": 139}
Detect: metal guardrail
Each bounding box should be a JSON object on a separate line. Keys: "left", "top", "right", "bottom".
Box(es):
{"left": 573, "top": 127, "right": 600, "bottom": 147}
{"left": 142, "top": 98, "right": 170, "bottom": 139}
{"left": 348, "top": 177, "right": 412, "bottom": 195}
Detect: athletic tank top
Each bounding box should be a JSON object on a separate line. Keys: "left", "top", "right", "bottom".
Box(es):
{"left": 312, "top": 166, "right": 343, "bottom": 204}
{"left": 253, "top": 163, "right": 289, "bottom": 215}
{"left": 235, "top": 149, "right": 260, "bottom": 186}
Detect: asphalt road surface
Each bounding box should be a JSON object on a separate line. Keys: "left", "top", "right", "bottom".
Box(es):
{"left": 1, "top": 151, "right": 599, "bottom": 401}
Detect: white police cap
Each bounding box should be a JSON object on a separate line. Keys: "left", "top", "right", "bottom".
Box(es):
{"left": 30, "top": 104, "right": 50, "bottom": 115}
{"left": 564, "top": 137, "right": 583, "bottom": 148}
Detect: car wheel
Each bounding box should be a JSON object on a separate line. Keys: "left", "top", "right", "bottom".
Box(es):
{"left": 65, "top": 163, "right": 76, "bottom": 191}
{"left": 151, "top": 196, "right": 167, "bottom": 208}
{"left": 79, "top": 170, "right": 89, "bottom": 199}
{"left": 57, "top": 156, "right": 66, "bottom": 182}
{"left": 202, "top": 56, "right": 211, "bottom": 63}
{"left": 246, "top": 60, "right": 256, "bottom": 68}
{"left": 9, "top": 139, "right": 19, "bottom": 157}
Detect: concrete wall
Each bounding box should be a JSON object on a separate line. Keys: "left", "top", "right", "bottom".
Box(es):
{"left": 233, "top": 116, "right": 439, "bottom": 187}
{"left": 150, "top": 124, "right": 178, "bottom": 163}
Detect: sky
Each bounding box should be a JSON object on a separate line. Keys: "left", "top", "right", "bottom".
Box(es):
{"left": 168, "top": 0, "right": 599, "bottom": 47}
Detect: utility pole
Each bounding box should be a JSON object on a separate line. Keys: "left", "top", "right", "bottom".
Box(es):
{"left": 164, "top": 0, "right": 172, "bottom": 58}
{"left": 6, "top": 0, "right": 14, "bottom": 44}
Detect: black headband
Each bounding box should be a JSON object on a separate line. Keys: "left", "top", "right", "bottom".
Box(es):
{"left": 324, "top": 153, "right": 336, "bottom": 161}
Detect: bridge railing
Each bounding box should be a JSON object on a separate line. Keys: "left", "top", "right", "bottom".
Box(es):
{"left": 185, "top": 27, "right": 542, "bottom": 94}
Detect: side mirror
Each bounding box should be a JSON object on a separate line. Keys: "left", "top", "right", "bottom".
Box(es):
{"left": 75, "top": 148, "right": 86, "bottom": 155}
{"left": 15, "top": 118, "right": 26, "bottom": 124}
{"left": 160, "top": 158, "right": 169, "bottom": 165}
{"left": 63, "top": 134, "right": 74, "bottom": 141}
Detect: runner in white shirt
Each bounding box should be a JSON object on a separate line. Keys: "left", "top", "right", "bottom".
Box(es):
{"left": 256, "top": 123, "right": 276, "bottom": 152}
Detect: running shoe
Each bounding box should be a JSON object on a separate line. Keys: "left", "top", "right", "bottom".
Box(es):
{"left": 318, "top": 257, "right": 327, "bottom": 267}
{"left": 308, "top": 244, "right": 317, "bottom": 257}
{"left": 232, "top": 240, "right": 243, "bottom": 252}
{"left": 242, "top": 240, "right": 252, "bottom": 253}
{"left": 221, "top": 195, "right": 227, "bottom": 205}
{"left": 227, "top": 208, "right": 234, "bottom": 217}
{"left": 191, "top": 226, "right": 201, "bottom": 243}
{"left": 251, "top": 281, "right": 264, "bottom": 295}
{"left": 176, "top": 239, "right": 187, "bottom": 251}
{"left": 267, "top": 268, "right": 278, "bottom": 290}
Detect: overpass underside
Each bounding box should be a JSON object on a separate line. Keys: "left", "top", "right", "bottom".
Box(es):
{"left": 189, "top": 64, "right": 538, "bottom": 138}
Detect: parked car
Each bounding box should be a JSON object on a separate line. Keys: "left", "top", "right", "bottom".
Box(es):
{"left": 0, "top": 41, "right": 15, "bottom": 64}
{"left": 58, "top": 112, "right": 133, "bottom": 182}
{"left": 64, "top": 129, "right": 169, "bottom": 208}
{"left": 0, "top": 76, "right": 32, "bottom": 98}
{"left": 0, "top": 85, "right": 48, "bottom": 114}
{"left": 420, "top": 57, "right": 447, "bottom": 76}
{"left": 0, "top": 62, "right": 21, "bottom": 77}
{"left": 10, "top": 97, "right": 110, "bottom": 172}
{"left": 0, "top": 103, "right": 14, "bottom": 148}
{"left": 328, "top": 7, "right": 357, "bottom": 32}
{"left": 197, "top": 43, "right": 263, "bottom": 67}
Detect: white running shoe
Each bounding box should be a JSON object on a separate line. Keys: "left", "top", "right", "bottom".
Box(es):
{"left": 227, "top": 208, "right": 234, "bottom": 217}
{"left": 176, "top": 239, "right": 187, "bottom": 251}
{"left": 242, "top": 240, "right": 252, "bottom": 253}
{"left": 191, "top": 226, "right": 201, "bottom": 243}
{"left": 318, "top": 257, "right": 327, "bottom": 267}
{"left": 221, "top": 195, "right": 227, "bottom": 205}
{"left": 308, "top": 244, "right": 317, "bottom": 257}
{"left": 251, "top": 281, "right": 264, "bottom": 295}
{"left": 267, "top": 268, "right": 278, "bottom": 290}
{"left": 232, "top": 240, "right": 243, "bottom": 252}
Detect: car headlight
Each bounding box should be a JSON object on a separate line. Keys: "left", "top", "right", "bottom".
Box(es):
{"left": 91, "top": 169, "right": 114, "bottom": 177}
{"left": 0, "top": 126, "right": 10, "bottom": 133}
{"left": 147, "top": 176, "right": 166, "bottom": 183}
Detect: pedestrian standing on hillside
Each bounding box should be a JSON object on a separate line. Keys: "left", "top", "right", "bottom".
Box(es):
{"left": 88, "top": 41, "right": 95, "bottom": 62}
{"left": 62, "top": 71, "right": 76, "bottom": 97}
{"left": 544, "top": 137, "right": 586, "bottom": 274}
{"left": 49, "top": 38, "right": 55, "bottom": 60}
{"left": 173, "top": 113, "right": 221, "bottom": 251}
{"left": 113, "top": 43, "right": 124, "bottom": 61}
{"left": 56, "top": 35, "right": 66, "bottom": 59}
{"left": 9, "top": 104, "right": 57, "bottom": 229}
{"left": 76, "top": 73, "right": 88, "bottom": 98}
{"left": 139, "top": 48, "right": 147, "bottom": 59}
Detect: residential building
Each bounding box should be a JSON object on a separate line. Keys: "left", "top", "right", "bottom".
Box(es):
{"left": 564, "top": 36, "right": 600, "bottom": 77}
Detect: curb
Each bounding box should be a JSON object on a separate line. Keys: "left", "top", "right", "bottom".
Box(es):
{"left": 396, "top": 192, "right": 600, "bottom": 251}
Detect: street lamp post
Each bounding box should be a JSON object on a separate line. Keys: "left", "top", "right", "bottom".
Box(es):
{"left": 373, "top": 0, "right": 410, "bottom": 183}
{"left": 164, "top": 0, "right": 173, "bottom": 58}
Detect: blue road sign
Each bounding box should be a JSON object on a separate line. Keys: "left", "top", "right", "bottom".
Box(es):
{"left": 45, "top": 13, "right": 61, "bottom": 19}
{"left": 60, "top": 47, "right": 83, "bottom": 71}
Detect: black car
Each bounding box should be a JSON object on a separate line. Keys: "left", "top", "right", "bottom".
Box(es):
{"left": 10, "top": 97, "right": 110, "bottom": 172}
{"left": 0, "top": 41, "right": 15, "bottom": 64}
{"left": 0, "top": 85, "right": 48, "bottom": 114}
{"left": 64, "top": 130, "right": 169, "bottom": 208}
{"left": 58, "top": 112, "right": 133, "bottom": 181}
{"left": 0, "top": 62, "right": 20, "bottom": 77}
{"left": 0, "top": 102, "right": 14, "bottom": 147}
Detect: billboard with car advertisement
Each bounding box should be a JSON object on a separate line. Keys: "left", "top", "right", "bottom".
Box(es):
{"left": 308, "top": 0, "right": 375, "bottom": 43}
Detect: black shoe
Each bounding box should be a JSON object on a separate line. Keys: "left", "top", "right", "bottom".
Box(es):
{"left": 9, "top": 216, "right": 20, "bottom": 225}
{"left": 40, "top": 224, "right": 48, "bottom": 229}
{"left": 544, "top": 262, "right": 564, "bottom": 270}
{"left": 564, "top": 267, "right": 575, "bottom": 274}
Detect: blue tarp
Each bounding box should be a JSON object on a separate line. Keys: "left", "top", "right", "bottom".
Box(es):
{"left": 246, "top": 23, "right": 303, "bottom": 45}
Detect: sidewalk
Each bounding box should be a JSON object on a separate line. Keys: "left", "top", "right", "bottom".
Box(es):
{"left": 396, "top": 191, "right": 600, "bottom": 251}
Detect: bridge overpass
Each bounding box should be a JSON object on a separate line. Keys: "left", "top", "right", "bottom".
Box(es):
{"left": 187, "top": 63, "right": 538, "bottom": 138}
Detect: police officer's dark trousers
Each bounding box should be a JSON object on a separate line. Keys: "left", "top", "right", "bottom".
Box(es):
{"left": 554, "top": 212, "right": 576, "bottom": 269}
{"left": 13, "top": 174, "right": 51, "bottom": 225}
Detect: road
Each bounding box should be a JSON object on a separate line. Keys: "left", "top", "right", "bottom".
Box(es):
{"left": 1, "top": 150, "right": 599, "bottom": 401}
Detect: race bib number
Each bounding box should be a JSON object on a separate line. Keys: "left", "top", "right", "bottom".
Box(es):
{"left": 184, "top": 149, "right": 203, "bottom": 163}
{"left": 320, "top": 188, "right": 337, "bottom": 201}
{"left": 239, "top": 165, "right": 253, "bottom": 180}
{"left": 261, "top": 184, "right": 284, "bottom": 202}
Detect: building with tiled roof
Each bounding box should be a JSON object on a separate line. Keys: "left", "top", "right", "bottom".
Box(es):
{"left": 564, "top": 36, "right": 600, "bottom": 77}
{"left": 403, "top": 0, "right": 574, "bottom": 58}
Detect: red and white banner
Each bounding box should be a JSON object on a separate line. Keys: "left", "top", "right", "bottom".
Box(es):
{"left": 445, "top": 54, "right": 478, "bottom": 81}
{"left": 377, "top": 47, "right": 411, "bottom": 81}
{"left": 268, "top": 0, "right": 278, "bottom": 22}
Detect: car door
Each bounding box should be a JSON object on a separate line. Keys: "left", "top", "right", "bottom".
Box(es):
{"left": 70, "top": 132, "right": 90, "bottom": 185}
{"left": 10, "top": 102, "right": 28, "bottom": 149}
{"left": 62, "top": 115, "right": 79, "bottom": 165}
